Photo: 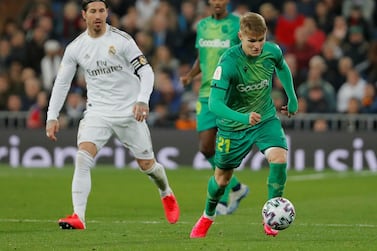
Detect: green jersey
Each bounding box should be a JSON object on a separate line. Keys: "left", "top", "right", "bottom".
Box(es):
{"left": 196, "top": 14, "right": 240, "bottom": 98}
{"left": 211, "top": 42, "right": 286, "bottom": 131}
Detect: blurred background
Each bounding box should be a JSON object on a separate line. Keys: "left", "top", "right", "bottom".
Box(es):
{"left": 0, "top": 0, "right": 376, "bottom": 170}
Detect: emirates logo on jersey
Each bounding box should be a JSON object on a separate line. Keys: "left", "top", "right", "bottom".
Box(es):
{"left": 108, "top": 46, "right": 116, "bottom": 55}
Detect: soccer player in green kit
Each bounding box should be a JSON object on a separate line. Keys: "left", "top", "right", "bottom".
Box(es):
{"left": 190, "top": 12, "right": 298, "bottom": 238}
{"left": 181, "top": 0, "right": 249, "bottom": 215}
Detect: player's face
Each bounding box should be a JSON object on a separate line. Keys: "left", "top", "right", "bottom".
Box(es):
{"left": 239, "top": 31, "right": 266, "bottom": 57}
{"left": 82, "top": 2, "right": 108, "bottom": 37}
{"left": 209, "top": 0, "right": 229, "bottom": 18}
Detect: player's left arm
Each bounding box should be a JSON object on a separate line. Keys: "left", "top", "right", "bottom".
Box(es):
{"left": 275, "top": 60, "right": 298, "bottom": 117}
{"left": 125, "top": 37, "right": 154, "bottom": 121}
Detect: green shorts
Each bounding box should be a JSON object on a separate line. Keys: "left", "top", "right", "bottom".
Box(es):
{"left": 196, "top": 97, "right": 217, "bottom": 132}
{"left": 214, "top": 116, "right": 287, "bottom": 169}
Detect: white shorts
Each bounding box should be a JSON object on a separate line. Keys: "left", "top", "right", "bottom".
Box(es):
{"left": 77, "top": 113, "right": 154, "bottom": 159}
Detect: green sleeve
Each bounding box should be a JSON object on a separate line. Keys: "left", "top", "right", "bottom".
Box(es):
{"left": 276, "top": 61, "right": 298, "bottom": 113}
{"left": 209, "top": 85, "right": 250, "bottom": 125}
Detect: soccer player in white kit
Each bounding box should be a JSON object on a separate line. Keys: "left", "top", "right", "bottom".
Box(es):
{"left": 45, "top": 0, "right": 180, "bottom": 229}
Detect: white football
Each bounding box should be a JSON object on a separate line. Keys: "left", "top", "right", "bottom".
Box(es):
{"left": 262, "top": 197, "right": 296, "bottom": 230}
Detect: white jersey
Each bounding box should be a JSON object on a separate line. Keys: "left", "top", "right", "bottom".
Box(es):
{"left": 47, "top": 24, "right": 154, "bottom": 120}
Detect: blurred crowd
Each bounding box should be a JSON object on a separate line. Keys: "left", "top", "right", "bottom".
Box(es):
{"left": 1, "top": 0, "right": 377, "bottom": 131}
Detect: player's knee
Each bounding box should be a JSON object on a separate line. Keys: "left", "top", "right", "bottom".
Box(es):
{"left": 78, "top": 142, "right": 97, "bottom": 157}
{"left": 199, "top": 148, "right": 215, "bottom": 159}
{"left": 265, "top": 147, "right": 287, "bottom": 163}
{"left": 136, "top": 158, "right": 155, "bottom": 171}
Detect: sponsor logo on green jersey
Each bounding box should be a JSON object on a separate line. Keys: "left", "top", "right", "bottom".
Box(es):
{"left": 198, "top": 38, "right": 230, "bottom": 48}
{"left": 236, "top": 80, "right": 269, "bottom": 92}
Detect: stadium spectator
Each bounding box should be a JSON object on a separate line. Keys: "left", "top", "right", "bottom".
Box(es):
{"left": 360, "top": 83, "right": 377, "bottom": 113}
{"left": 357, "top": 41, "right": 377, "bottom": 84}
{"left": 6, "top": 94, "right": 23, "bottom": 112}
{"left": 119, "top": 6, "right": 140, "bottom": 37}
{"left": 21, "top": 76, "right": 42, "bottom": 111}
{"left": 258, "top": 2, "right": 279, "bottom": 41}
{"left": 58, "top": 1, "right": 83, "bottom": 46}
{"left": 135, "top": 0, "right": 160, "bottom": 28}
{"left": 320, "top": 38, "right": 343, "bottom": 90}
{"left": 313, "top": 0, "right": 335, "bottom": 34}
{"left": 286, "top": 25, "right": 317, "bottom": 81}
{"left": 301, "top": 17, "right": 326, "bottom": 54}
{"left": 175, "top": 0, "right": 197, "bottom": 63}
{"left": 150, "top": 45, "right": 180, "bottom": 76}
{"left": 297, "top": 55, "right": 337, "bottom": 113}
{"left": 9, "top": 29, "right": 28, "bottom": 67}
{"left": 134, "top": 30, "right": 154, "bottom": 60}
{"left": 46, "top": 0, "right": 179, "bottom": 230}
{"left": 24, "top": 25, "right": 48, "bottom": 75}
{"left": 148, "top": 68, "right": 182, "bottom": 127}
{"left": 335, "top": 56, "right": 354, "bottom": 92}
{"left": 8, "top": 61, "right": 26, "bottom": 95}
{"left": 337, "top": 68, "right": 367, "bottom": 113}
{"left": 342, "top": 0, "right": 375, "bottom": 25}
{"left": 60, "top": 87, "right": 86, "bottom": 127}
{"left": 330, "top": 15, "right": 348, "bottom": 44}
{"left": 40, "top": 39, "right": 62, "bottom": 91}
{"left": 0, "top": 39, "right": 12, "bottom": 73}
{"left": 274, "top": 0, "right": 305, "bottom": 51}
{"left": 175, "top": 75, "right": 200, "bottom": 130}
{"left": 0, "top": 74, "right": 10, "bottom": 110}
{"left": 27, "top": 90, "right": 48, "bottom": 129}
{"left": 312, "top": 118, "right": 329, "bottom": 132}
{"left": 341, "top": 25, "right": 369, "bottom": 67}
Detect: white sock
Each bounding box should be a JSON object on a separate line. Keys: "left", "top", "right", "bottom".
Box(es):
{"left": 72, "top": 150, "right": 94, "bottom": 222}
{"left": 142, "top": 162, "right": 172, "bottom": 197}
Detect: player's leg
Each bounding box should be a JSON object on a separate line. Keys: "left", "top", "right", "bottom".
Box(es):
{"left": 198, "top": 129, "right": 230, "bottom": 212}
{"left": 197, "top": 100, "right": 248, "bottom": 214}
{"left": 59, "top": 115, "right": 112, "bottom": 229}
{"left": 265, "top": 147, "right": 287, "bottom": 199}
{"left": 191, "top": 129, "right": 251, "bottom": 238}
{"left": 116, "top": 117, "right": 179, "bottom": 224}
{"left": 190, "top": 168, "right": 233, "bottom": 238}
{"left": 257, "top": 118, "right": 289, "bottom": 236}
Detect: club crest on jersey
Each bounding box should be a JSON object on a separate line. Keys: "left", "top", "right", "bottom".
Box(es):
{"left": 108, "top": 46, "right": 116, "bottom": 55}
{"left": 213, "top": 66, "right": 222, "bottom": 80}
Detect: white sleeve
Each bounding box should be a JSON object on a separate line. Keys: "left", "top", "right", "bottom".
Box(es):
{"left": 136, "top": 64, "right": 154, "bottom": 104}
{"left": 124, "top": 37, "right": 154, "bottom": 104}
{"left": 46, "top": 47, "right": 77, "bottom": 121}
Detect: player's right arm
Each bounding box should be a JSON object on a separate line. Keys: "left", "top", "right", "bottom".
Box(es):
{"left": 209, "top": 65, "right": 259, "bottom": 126}
{"left": 46, "top": 45, "right": 78, "bottom": 141}
{"left": 180, "top": 55, "right": 201, "bottom": 86}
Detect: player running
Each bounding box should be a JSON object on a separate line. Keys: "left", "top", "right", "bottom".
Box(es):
{"left": 180, "top": 0, "right": 249, "bottom": 216}
{"left": 190, "top": 12, "right": 298, "bottom": 238}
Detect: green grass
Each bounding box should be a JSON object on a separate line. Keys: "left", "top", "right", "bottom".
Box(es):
{"left": 0, "top": 165, "right": 376, "bottom": 251}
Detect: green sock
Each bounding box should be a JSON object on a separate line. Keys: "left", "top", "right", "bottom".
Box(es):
{"left": 206, "top": 155, "right": 227, "bottom": 204}
{"left": 205, "top": 176, "right": 225, "bottom": 217}
{"left": 267, "top": 163, "right": 287, "bottom": 199}
{"left": 207, "top": 155, "right": 216, "bottom": 169}
{"left": 229, "top": 175, "right": 240, "bottom": 189}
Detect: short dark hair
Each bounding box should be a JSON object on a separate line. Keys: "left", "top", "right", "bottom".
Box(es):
{"left": 82, "top": 0, "right": 108, "bottom": 10}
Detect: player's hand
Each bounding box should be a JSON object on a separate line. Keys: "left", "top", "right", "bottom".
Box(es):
{"left": 133, "top": 101, "right": 149, "bottom": 122}
{"left": 249, "top": 112, "right": 261, "bottom": 126}
{"left": 280, "top": 104, "right": 297, "bottom": 118}
{"left": 46, "top": 119, "right": 59, "bottom": 142}
{"left": 180, "top": 75, "right": 192, "bottom": 86}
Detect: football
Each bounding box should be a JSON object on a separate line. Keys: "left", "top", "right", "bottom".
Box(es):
{"left": 262, "top": 197, "right": 296, "bottom": 230}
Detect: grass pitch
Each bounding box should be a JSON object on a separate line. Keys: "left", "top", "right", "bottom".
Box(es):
{"left": 0, "top": 165, "right": 376, "bottom": 251}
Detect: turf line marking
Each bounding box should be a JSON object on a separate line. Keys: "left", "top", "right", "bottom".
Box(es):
{"left": 0, "top": 219, "right": 376, "bottom": 228}
{"left": 289, "top": 171, "right": 377, "bottom": 181}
